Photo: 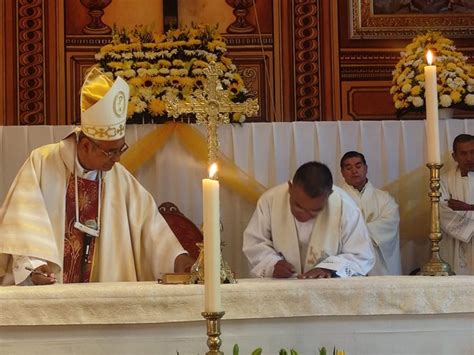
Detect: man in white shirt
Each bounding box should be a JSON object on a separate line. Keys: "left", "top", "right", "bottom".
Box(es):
{"left": 340, "top": 151, "right": 401, "bottom": 275}
{"left": 440, "top": 133, "right": 474, "bottom": 275}
{"left": 0, "top": 68, "right": 193, "bottom": 285}
{"left": 243, "top": 161, "right": 375, "bottom": 279}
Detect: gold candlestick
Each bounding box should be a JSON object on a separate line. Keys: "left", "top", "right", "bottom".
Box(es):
{"left": 188, "top": 242, "right": 237, "bottom": 284}
{"left": 202, "top": 311, "right": 225, "bottom": 354}
{"left": 420, "top": 163, "right": 454, "bottom": 276}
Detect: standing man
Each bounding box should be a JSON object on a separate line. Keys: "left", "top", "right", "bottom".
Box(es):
{"left": 440, "top": 134, "right": 474, "bottom": 275}
{"left": 0, "top": 68, "right": 193, "bottom": 285}
{"left": 340, "top": 151, "right": 401, "bottom": 275}
{"left": 243, "top": 161, "right": 375, "bottom": 279}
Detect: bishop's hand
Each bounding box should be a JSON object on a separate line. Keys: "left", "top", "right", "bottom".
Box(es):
{"left": 272, "top": 259, "right": 296, "bottom": 278}
{"left": 174, "top": 253, "right": 195, "bottom": 273}
{"left": 30, "top": 264, "right": 56, "bottom": 285}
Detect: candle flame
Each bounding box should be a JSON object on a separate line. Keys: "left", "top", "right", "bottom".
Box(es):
{"left": 209, "top": 163, "right": 218, "bottom": 179}
{"left": 426, "top": 50, "right": 434, "bottom": 65}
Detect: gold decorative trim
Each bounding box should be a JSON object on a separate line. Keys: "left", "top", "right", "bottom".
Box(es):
{"left": 82, "top": 124, "right": 125, "bottom": 139}
{"left": 351, "top": 0, "right": 474, "bottom": 39}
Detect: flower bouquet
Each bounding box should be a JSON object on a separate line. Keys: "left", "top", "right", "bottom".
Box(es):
{"left": 95, "top": 24, "right": 252, "bottom": 123}
{"left": 391, "top": 31, "right": 474, "bottom": 117}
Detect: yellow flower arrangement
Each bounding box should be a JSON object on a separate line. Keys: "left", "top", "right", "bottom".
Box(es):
{"left": 391, "top": 31, "right": 474, "bottom": 117}
{"left": 95, "top": 24, "right": 251, "bottom": 123}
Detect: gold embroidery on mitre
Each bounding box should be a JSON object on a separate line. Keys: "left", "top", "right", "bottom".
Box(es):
{"left": 113, "top": 91, "right": 126, "bottom": 117}
{"left": 82, "top": 124, "right": 125, "bottom": 139}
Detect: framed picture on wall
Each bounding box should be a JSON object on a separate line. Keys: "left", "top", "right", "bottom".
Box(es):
{"left": 350, "top": 0, "right": 474, "bottom": 39}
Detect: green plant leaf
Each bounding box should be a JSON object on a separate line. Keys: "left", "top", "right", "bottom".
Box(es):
{"left": 319, "top": 347, "right": 327, "bottom": 355}
{"left": 251, "top": 348, "right": 263, "bottom": 355}
{"left": 279, "top": 350, "right": 288, "bottom": 355}
{"left": 290, "top": 349, "right": 298, "bottom": 355}
{"left": 233, "top": 344, "right": 239, "bottom": 355}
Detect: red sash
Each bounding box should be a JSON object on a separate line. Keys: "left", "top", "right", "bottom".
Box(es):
{"left": 63, "top": 174, "right": 99, "bottom": 283}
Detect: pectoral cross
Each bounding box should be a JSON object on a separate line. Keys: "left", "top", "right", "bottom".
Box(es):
{"left": 166, "top": 62, "right": 259, "bottom": 165}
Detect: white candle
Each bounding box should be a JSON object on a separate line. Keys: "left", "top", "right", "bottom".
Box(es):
{"left": 424, "top": 50, "right": 441, "bottom": 164}
{"left": 202, "top": 163, "right": 222, "bottom": 312}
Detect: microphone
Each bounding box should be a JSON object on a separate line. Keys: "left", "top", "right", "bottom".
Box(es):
{"left": 76, "top": 219, "right": 98, "bottom": 281}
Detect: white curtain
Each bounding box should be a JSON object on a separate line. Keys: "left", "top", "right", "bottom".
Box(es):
{"left": 1, "top": 120, "right": 473, "bottom": 276}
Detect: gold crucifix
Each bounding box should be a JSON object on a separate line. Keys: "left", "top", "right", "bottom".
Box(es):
{"left": 166, "top": 62, "right": 259, "bottom": 165}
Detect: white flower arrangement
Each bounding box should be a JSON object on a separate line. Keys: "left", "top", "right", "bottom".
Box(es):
{"left": 95, "top": 24, "right": 251, "bottom": 123}
{"left": 391, "top": 31, "right": 474, "bottom": 116}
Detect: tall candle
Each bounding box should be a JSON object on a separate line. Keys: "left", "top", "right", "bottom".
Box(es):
{"left": 202, "top": 163, "right": 222, "bottom": 312}
{"left": 424, "top": 50, "right": 441, "bottom": 164}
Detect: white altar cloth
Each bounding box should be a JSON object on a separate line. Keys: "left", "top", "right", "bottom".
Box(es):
{"left": 2, "top": 277, "right": 474, "bottom": 326}
{"left": 1, "top": 277, "right": 473, "bottom": 354}
{"left": 1, "top": 121, "right": 474, "bottom": 277}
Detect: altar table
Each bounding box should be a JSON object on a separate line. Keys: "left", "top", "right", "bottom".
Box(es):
{"left": 1, "top": 121, "right": 474, "bottom": 278}
{"left": 1, "top": 277, "right": 473, "bottom": 354}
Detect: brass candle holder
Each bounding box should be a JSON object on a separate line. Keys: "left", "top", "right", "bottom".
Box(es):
{"left": 202, "top": 311, "right": 225, "bottom": 354}
{"left": 420, "top": 163, "right": 454, "bottom": 276}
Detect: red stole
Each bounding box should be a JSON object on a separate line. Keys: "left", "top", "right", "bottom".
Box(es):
{"left": 63, "top": 174, "right": 99, "bottom": 283}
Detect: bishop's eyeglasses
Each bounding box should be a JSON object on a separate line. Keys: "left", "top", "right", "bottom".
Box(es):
{"left": 86, "top": 136, "right": 129, "bottom": 159}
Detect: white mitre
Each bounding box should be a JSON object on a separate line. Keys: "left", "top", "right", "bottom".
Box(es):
{"left": 80, "top": 67, "right": 130, "bottom": 141}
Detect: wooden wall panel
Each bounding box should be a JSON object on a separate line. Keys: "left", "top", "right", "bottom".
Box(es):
{"left": 227, "top": 51, "right": 273, "bottom": 122}
{"left": 341, "top": 81, "right": 394, "bottom": 120}
{"left": 0, "top": 1, "right": 6, "bottom": 125}
{"left": 0, "top": 0, "right": 64, "bottom": 126}
{"left": 2, "top": 0, "right": 18, "bottom": 125}
{"left": 335, "top": 0, "right": 474, "bottom": 121}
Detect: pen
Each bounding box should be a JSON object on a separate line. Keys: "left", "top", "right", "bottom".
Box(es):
{"left": 25, "top": 266, "right": 52, "bottom": 278}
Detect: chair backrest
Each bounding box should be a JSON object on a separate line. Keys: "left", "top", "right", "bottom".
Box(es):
{"left": 158, "top": 202, "right": 203, "bottom": 259}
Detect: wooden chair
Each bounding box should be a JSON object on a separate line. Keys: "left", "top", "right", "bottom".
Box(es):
{"left": 158, "top": 202, "right": 203, "bottom": 259}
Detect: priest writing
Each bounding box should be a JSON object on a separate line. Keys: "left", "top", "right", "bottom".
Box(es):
{"left": 0, "top": 67, "right": 193, "bottom": 285}
{"left": 243, "top": 161, "right": 375, "bottom": 278}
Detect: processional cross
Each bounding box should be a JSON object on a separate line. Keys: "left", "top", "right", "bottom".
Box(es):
{"left": 166, "top": 62, "right": 259, "bottom": 164}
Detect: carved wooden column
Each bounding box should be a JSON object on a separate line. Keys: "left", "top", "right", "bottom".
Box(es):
{"left": 0, "top": 0, "right": 65, "bottom": 125}
{"left": 17, "top": 0, "right": 46, "bottom": 124}
{"left": 294, "top": 0, "right": 320, "bottom": 120}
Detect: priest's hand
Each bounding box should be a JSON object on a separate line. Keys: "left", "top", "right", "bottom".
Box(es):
{"left": 297, "top": 267, "right": 332, "bottom": 279}
{"left": 447, "top": 198, "right": 474, "bottom": 211}
{"left": 272, "top": 260, "right": 296, "bottom": 278}
{"left": 174, "top": 253, "right": 195, "bottom": 273}
{"left": 30, "top": 265, "right": 56, "bottom": 285}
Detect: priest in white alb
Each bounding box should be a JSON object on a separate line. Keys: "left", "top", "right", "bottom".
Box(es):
{"left": 440, "top": 133, "right": 474, "bottom": 275}
{"left": 340, "top": 151, "right": 401, "bottom": 275}
{"left": 0, "top": 67, "right": 193, "bottom": 285}
{"left": 243, "top": 161, "right": 375, "bottom": 279}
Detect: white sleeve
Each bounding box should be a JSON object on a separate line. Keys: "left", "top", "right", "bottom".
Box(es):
{"left": 316, "top": 201, "right": 375, "bottom": 277}
{"left": 440, "top": 179, "right": 474, "bottom": 243}
{"left": 12, "top": 255, "right": 47, "bottom": 285}
{"left": 242, "top": 196, "right": 281, "bottom": 278}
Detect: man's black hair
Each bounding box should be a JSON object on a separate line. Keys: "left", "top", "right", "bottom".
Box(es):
{"left": 340, "top": 151, "right": 367, "bottom": 169}
{"left": 292, "top": 161, "right": 333, "bottom": 198}
{"left": 453, "top": 134, "right": 474, "bottom": 153}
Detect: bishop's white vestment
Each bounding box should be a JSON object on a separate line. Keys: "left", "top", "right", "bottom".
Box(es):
{"left": 342, "top": 181, "right": 401, "bottom": 275}
{"left": 440, "top": 168, "right": 474, "bottom": 275}
{"left": 0, "top": 135, "right": 185, "bottom": 284}
{"left": 243, "top": 183, "right": 375, "bottom": 278}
